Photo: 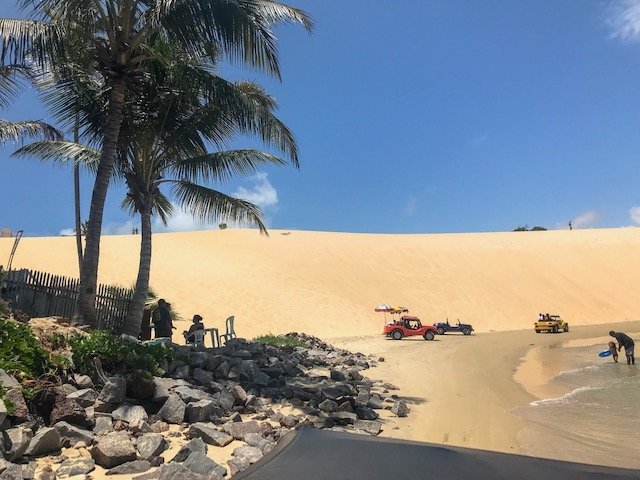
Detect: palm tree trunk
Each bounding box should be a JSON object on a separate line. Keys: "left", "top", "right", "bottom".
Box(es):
{"left": 124, "top": 208, "right": 152, "bottom": 337}
{"left": 75, "top": 77, "right": 127, "bottom": 328}
{"left": 73, "top": 118, "right": 83, "bottom": 276}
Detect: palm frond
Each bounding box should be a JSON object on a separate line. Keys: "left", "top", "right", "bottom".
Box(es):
{"left": 121, "top": 192, "right": 138, "bottom": 217}
{"left": 11, "top": 140, "right": 99, "bottom": 168}
{"left": 168, "top": 149, "right": 286, "bottom": 184}
{"left": 169, "top": 179, "right": 267, "bottom": 234}
{"left": 0, "top": 120, "right": 63, "bottom": 144}
{"left": 0, "top": 18, "right": 62, "bottom": 66}
{"left": 157, "top": 0, "right": 311, "bottom": 79}
{"left": 0, "top": 64, "right": 33, "bottom": 108}
{"left": 153, "top": 191, "right": 173, "bottom": 226}
{"left": 161, "top": 75, "right": 298, "bottom": 164}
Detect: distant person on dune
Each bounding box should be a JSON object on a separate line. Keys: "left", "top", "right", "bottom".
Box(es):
{"left": 607, "top": 341, "right": 618, "bottom": 363}
{"left": 609, "top": 331, "right": 635, "bottom": 365}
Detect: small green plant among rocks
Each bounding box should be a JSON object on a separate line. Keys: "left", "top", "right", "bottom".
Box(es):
{"left": 253, "top": 333, "right": 308, "bottom": 348}
{"left": 69, "top": 330, "right": 173, "bottom": 378}
{"left": 0, "top": 317, "right": 49, "bottom": 379}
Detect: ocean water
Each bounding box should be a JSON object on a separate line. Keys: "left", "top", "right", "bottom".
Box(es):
{"left": 514, "top": 344, "right": 640, "bottom": 469}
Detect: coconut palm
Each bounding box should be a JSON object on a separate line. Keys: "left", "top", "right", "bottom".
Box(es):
{"left": 0, "top": 0, "right": 312, "bottom": 327}
{"left": 0, "top": 65, "right": 61, "bottom": 144}
{"left": 14, "top": 44, "right": 299, "bottom": 337}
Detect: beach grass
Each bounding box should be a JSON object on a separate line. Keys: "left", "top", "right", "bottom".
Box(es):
{"left": 253, "top": 333, "right": 307, "bottom": 348}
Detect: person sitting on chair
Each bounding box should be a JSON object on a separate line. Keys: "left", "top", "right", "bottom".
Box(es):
{"left": 184, "top": 314, "right": 205, "bottom": 343}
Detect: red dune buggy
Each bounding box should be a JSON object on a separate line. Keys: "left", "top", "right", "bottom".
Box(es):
{"left": 383, "top": 315, "right": 437, "bottom": 341}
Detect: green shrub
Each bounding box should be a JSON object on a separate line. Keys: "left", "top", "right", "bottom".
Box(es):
{"left": 253, "top": 333, "right": 307, "bottom": 348}
{"left": 0, "top": 299, "right": 11, "bottom": 319}
{"left": 69, "top": 331, "right": 173, "bottom": 378}
{"left": 513, "top": 225, "right": 547, "bottom": 232}
{"left": 0, "top": 317, "right": 49, "bottom": 379}
{"left": 0, "top": 385, "right": 16, "bottom": 414}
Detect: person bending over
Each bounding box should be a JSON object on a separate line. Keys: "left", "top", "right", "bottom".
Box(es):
{"left": 609, "top": 331, "right": 635, "bottom": 365}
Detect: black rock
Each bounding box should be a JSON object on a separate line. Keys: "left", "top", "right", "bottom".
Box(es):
{"left": 107, "top": 460, "right": 151, "bottom": 475}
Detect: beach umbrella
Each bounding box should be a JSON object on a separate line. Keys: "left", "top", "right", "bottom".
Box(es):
{"left": 374, "top": 304, "right": 393, "bottom": 312}
{"left": 375, "top": 304, "right": 408, "bottom": 322}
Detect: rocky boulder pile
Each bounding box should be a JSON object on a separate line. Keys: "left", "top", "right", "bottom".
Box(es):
{"left": 0, "top": 333, "right": 410, "bottom": 479}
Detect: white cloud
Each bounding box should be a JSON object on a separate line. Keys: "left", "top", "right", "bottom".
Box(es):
{"left": 572, "top": 210, "right": 601, "bottom": 229}
{"left": 629, "top": 206, "right": 640, "bottom": 225}
{"left": 153, "top": 207, "right": 218, "bottom": 233}
{"left": 402, "top": 197, "right": 418, "bottom": 217}
{"left": 607, "top": 0, "right": 640, "bottom": 42}
{"left": 59, "top": 228, "right": 75, "bottom": 236}
{"left": 232, "top": 172, "right": 278, "bottom": 210}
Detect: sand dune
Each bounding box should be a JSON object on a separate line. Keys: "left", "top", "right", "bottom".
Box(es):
{"left": 1, "top": 227, "right": 639, "bottom": 339}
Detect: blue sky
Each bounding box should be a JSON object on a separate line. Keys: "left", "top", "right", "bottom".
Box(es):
{"left": 2, "top": 0, "right": 640, "bottom": 236}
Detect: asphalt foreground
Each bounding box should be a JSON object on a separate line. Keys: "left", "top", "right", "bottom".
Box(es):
{"left": 234, "top": 429, "right": 640, "bottom": 480}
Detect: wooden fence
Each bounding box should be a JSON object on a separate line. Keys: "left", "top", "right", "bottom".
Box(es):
{"left": 0, "top": 268, "right": 132, "bottom": 333}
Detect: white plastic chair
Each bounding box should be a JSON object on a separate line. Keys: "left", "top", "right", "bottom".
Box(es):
{"left": 184, "top": 329, "right": 206, "bottom": 347}
{"left": 220, "top": 316, "right": 236, "bottom": 344}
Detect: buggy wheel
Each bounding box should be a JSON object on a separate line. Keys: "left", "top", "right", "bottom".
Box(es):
{"left": 424, "top": 331, "right": 435, "bottom": 341}
{"left": 535, "top": 330, "right": 541, "bottom": 333}
{"left": 436, "top": 327, "right": 445, "bottom": 335}
{"left": 552, "top": 326, "right": 558, "bottom": 334}
{"left": 462, "top": 327, "right": 471, "bottom": 336}
{"left": 564, "top": 324, "right": 569, "bottom": 332}
{"left": 392, "top": 330, "right": 403, "bottom": 341}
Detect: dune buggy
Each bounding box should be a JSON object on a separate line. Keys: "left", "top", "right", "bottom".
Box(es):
{"left": 383, "top": 316, "right": 437, "bottom": 341}
{"left": 433, "top": 319, "right": 474, "bottom": 336}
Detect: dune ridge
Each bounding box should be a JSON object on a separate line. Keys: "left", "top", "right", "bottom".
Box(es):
{"left": 1, "top": 227, "right": 638, "bottom": 338}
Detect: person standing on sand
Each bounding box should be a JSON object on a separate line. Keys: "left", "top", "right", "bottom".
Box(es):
{"left": 153, "top": 299, "right": 174, "bottom": 338}
{"left": 609, "top": 331, "right": 635, "bottom": 365}
{"left": 607, "top": 341, "right": 619, "bottom": 363}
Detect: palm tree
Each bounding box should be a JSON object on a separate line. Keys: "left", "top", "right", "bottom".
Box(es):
{"left": 0, "top": 65, "right": 61, "bottom": 144}
{"left": 0, "top": 0, "right": 312, "bottom": 327}
{"left": 14, "top": 44, "right": 299, "bottom": 337}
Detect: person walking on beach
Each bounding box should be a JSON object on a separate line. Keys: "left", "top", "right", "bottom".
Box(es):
{"left": 609, "top": 331, "right": 635, "bottom": 365}
{"left": 153, "top": 299, "right": 174, "bottom": 338}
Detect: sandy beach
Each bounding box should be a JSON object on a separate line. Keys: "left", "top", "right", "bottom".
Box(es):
{"left": 2, "top": 228, "right": 639, "bottom": 473}
{"left": 333, "top": 321, "right": 640, "bottom": 469}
